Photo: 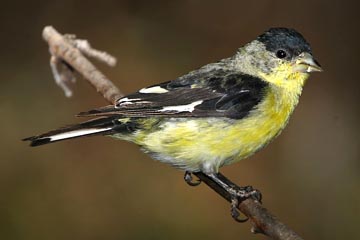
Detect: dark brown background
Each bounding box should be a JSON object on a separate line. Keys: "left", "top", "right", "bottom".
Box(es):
{"left": 1, "top": 1, "right": 359, "bottom": 239}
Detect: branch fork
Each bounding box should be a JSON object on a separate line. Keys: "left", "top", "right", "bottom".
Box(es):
{"left": 43, "top": 26, "right": 122, "bottom": 102}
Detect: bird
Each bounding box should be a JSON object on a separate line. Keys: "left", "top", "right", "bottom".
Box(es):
{"left": 24, "top": 27, "right": 322, "bottom": 221}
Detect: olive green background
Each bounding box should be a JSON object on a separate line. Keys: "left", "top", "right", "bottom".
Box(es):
{"left": 1, "top": 1, "right": 359, "bottom": 239}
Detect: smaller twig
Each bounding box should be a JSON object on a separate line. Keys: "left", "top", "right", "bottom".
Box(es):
{"left": 67, "top": 36, "right": 117, "bottom": 67}
{"left": 50, "top": 56, "right": 76, "bottom": 97}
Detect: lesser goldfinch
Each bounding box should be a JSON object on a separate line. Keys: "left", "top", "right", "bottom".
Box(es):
{"left": 24, "top": 28, "right": 322, "bottom": 220}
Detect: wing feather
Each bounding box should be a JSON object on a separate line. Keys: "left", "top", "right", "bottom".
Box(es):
{"left": 78, "top": 67, "right": 268, "bottom": 119}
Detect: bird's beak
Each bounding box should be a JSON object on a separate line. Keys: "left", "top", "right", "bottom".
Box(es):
{"left": 294, "top": 52, "right": 323, "bottom": 73}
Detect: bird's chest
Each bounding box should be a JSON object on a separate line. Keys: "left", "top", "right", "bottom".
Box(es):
{"left": 223, "top": 87, "right": 299, "bottom": 164}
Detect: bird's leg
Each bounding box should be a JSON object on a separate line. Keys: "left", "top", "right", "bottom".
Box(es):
{"left": 184, "top": 171, "right": 202, "bottom": 186}
{"left": 204, "top": 172, "right": 262, "bottom": 222}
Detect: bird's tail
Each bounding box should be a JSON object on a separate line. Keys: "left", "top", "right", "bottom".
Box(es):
{"left": 23, "top": 117, "right": 121, "bottom": 147}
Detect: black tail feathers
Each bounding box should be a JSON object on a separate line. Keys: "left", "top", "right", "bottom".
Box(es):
{"left": 23, "top": 117, "right": 122, "bottom": 147}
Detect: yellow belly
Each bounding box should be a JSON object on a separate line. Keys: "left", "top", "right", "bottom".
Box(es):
{"left": 127, "top": 85, "right": 300, "bottom": 173}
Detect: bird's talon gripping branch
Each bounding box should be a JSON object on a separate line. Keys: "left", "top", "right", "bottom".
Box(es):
{"left": 236, "top": 186, "right": 263, "bottom": 204}
{"left": 228, "top": 186, "right": 262, "bottom": 222}
{"left": 231, "top": 198, "right": 249, "bottom": 222}
{"left": 202, "top": 173, "right": 262, "bottom": 222}
{"left": 184, "top": 171, "right": 202, "bottom": 186}
{"left": 251, "top": 189, "right": 262, "bottom": 204}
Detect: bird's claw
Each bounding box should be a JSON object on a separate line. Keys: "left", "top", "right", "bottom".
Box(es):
{"left": 231, "top": 198, "right": 249, "bottom": 222}
{"left": 229, "top": 186, "right": 262, "bottom": 222}
{"left": 184, "top": 171, "right": 201, "bottom": 186}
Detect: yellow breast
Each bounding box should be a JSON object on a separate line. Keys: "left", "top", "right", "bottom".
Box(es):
{"left": 223, "top": 84, "right": 300, "bottom": 165}
{"left": 220, "top": 68, "right": 309, "bottom": 164}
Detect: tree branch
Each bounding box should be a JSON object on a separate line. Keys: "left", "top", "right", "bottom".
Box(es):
{"left": 195, "top": 172, "right": 303, "bottom": 239}
{"left": 43, "top": 26, "right": 122, "bottom": 103}
{"left": 41, "top": 26, "right": 304, "bottom": 240}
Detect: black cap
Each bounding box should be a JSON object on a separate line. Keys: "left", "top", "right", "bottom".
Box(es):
{"left": 257, "top": 28, "right": 312, "bottom": 59}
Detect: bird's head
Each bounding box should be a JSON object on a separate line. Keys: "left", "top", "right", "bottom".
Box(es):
{"left": 235, "top": 27, "right": 322, "bottom": 89}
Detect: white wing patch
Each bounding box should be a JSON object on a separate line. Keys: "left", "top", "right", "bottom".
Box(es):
{"left": 117, "top": 97, "right": 143, "bottom": 107}
{"left": 118, "top": 97, "right": 143, "bottom": 103}
{"left": 50, "top": 128, "right": 112, "bottom": 141}
{"left": 139, "top": 86, "right": 169, "bottom": 94}
{"left": 159, "top": 100, "right": 203, "bottom": 113}
{"left": 118, "top": 97, "right": 131, "bottom": 103}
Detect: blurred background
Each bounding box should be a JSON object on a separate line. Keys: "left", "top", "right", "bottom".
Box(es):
{"left": 1, "top": 0, "right": 359, "bottom": 239}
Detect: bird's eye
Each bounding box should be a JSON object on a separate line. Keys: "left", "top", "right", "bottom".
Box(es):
{"left": 276, "top": 49, "right": 287, "bottom": 59}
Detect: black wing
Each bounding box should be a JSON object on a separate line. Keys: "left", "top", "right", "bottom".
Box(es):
{"left": 79, "top": 67, "right": 268, "bottom": 119}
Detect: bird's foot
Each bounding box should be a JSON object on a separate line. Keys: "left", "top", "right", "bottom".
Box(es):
{"left": 229, "top": 186, "right": 262, "bottom": 222}
{"left": 184, "top": 171, "right": 201, "bottom": 186}
{"left": 203, "top": 173, "right": 262, "bottom": 222}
